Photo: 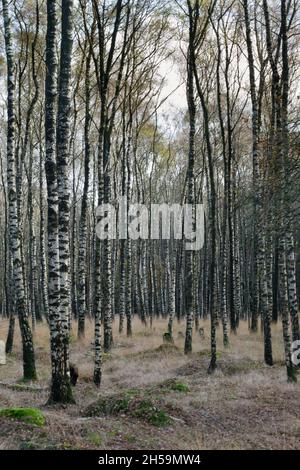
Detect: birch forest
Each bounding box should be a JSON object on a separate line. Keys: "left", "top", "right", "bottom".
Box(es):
{"left": 0, "top": 0, "right": 300, "bottom": 452}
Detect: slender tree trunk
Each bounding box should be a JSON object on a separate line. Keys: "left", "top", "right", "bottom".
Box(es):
{"left": 184, "top": 2, "right": 196, "bottom": 354}
{"left": 2, "top": 0, "right": 37, "bottom": 381}
{"left": 77, "top": 48, "right": 92, "bottom": 339}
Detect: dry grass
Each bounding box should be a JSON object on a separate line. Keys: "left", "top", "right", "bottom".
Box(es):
{"left": 0, "top": 316, "right": 299, "bottom": 450}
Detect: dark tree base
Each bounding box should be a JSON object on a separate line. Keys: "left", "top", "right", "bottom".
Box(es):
{"left": 48, "top": 378, "right": 75, "bottom": 404}
{"left": 5, "top": 316, "right": 15, "bottom": 354}
{"left": 23, "top": 350, "right": 37, "bottom": 381}
{"left": 184, "top": 336, "right": 192, "bottom": 355}
{"left": 207, "top": 359, "right": 217, "bottom": 375}
{"left": 287, "top": 366, "right": 297, "bottom": 383}
{"left": 93, "top": 370, "right": 102, "bottom": 388}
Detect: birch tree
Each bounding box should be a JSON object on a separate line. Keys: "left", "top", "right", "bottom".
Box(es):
{"left": 1, "top": 0, "right": 37, "bottom": 381}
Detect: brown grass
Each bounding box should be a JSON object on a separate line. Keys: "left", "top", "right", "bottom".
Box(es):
{"left": 0, "top": 317, "right": 299, "bottom": 450}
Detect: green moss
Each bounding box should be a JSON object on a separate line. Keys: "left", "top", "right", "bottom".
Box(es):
{"left": 108, "top": 429, "right": 119, "bottom": 438}
{"left": 148, "top": 409, "right": 170, "bottom": 427}
{"left": 133, "top": 399, "right": 170, "bottom": 427}
{"left": 0, "top": 407, "right": 45, "bottom": 426}
{"left": 87, "top": 432, "right": 102, "bottom": 446}
{"left": 85, "top": 389, "right": 139, "bottom": 417}
{"left": 156, "top": 378, "right": 189, "bottom": 394}
{"left": 127, "top": 388, "right": 139, "bottom": 395}
{"left": 93, "top": 396, "right": 127, "bottom": 415}
{"left": 168, "top": 380, "right": 189, "bottom": 393}
{"left": 133, "top": 399, "right": 152, "bottom": 416}
{"left": 62, "top": 442, "right": 72, "bottom": 450}
{"left": 84, "top": 390, "right": 171, "bottom": 427}
{"left": 124, "top": 434, "right": 136, "bottom": 443}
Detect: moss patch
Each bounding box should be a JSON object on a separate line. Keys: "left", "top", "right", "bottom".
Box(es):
{"left": 133, "top": 399, "right": 171, "bottom": 426}
{"left": 84, "top": 389, "right": 171, "bottom": 427}
{"left": 0, "top": 407, "right": 45, "bottom": 426}
{"left": 87, "top": 432, "right": 102, "bottom": 446}
{"left": 84, "top": 389, "right": 139, "bottom": 416}
{"left": 124, "top": 433, "right": 136, "bottom": 443}
{"left": 159, "top": 379, "right": 189, "bottom": 393}
{"left": 131, "top": 399, "right": 171, "bottom": 426}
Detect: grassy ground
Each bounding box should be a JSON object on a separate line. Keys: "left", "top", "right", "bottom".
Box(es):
{"left": 0, "top": 317, "right": 300, "bottom": 450}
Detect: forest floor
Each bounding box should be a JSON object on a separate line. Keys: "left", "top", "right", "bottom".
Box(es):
{"left": 0, "top": 317, "right": 300, "bottom": 450}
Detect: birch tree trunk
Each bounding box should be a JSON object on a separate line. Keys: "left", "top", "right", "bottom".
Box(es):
{"left": 77, "top": 47, "right": 92, "bottom": 339}
{"left": 56, "top": 0, "right": 75, "bottom": 398}
{"left": 184, "top": 1, "right": 196, "bottom": 354}
{"left": 278, "top": 0, "right": 298, "bottom": 380}
{"left": 1, "top": 0, "right": 37, "bottom": 380}
{"left": 244, "top": 0, "right": 273, "bottom": 364}
{"left": 45, "top": 0, "right": 73, "bottom": 403}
